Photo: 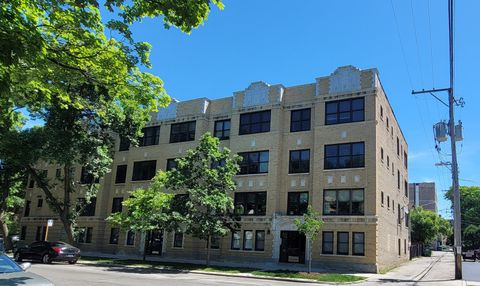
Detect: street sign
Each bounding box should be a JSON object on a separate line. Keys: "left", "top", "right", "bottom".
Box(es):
{"left": 47, "top": 219, "right": 54, "bottom": 227}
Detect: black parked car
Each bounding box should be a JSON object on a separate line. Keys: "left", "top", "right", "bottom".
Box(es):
{"left": 14, "top": 241, "right": 80, "bottom": 264}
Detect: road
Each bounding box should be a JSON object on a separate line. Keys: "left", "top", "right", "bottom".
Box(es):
{"left": 464, "top": 260, "right": 480, "bottom": 286}
{"left": 29, "top": 262, "right": 309, "bottom": 286}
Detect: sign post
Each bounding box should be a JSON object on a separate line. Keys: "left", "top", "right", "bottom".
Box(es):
{"left": 45, "top": 219, "right": 54, "bottom": 241}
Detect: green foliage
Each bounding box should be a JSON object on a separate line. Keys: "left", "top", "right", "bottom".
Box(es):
{"left": 445, "top": 186, "right": 480, "bottom": 231}
{"left": 294, "top": 206, "right": 323, "bottom": 243}
{"left": 0, "top": 0, "right": 223, "bottom": 243}
{"left": 410, "top": 207, "right": 452, "bottom": 245}
{"left": 463, "top": 224, "right": 480, "bottom": 249}
{"left": 294, "top": 205, "right": 323, "bottom": 273}
{"left": 108, "top": 188, "right": 174, "bottom": 232}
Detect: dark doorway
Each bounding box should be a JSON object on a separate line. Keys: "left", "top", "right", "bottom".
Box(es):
{"left": 279, "top": 231, "right": 306, "bottom": 264}
{"left": 146, "top": 230, "right": 163, "bottom": 255}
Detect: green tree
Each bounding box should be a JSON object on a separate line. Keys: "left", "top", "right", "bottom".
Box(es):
{"left": 445, "top": 186, "right": 480, "bottom": 231}
{"left": 0, "top": 0, "right": 223, "bottom": 244}
{"left": 107, "top": 186, "right": 174, "bottom": 260}
{"left": 411, "top": 207, "right": 451, "bottom": 246}
{"left": 160, "top": 133, "right": 241, "bottom": 266}
{"left": 294, "top": 205, "right": 323, "bottom": 273}
{"left": 463, "top": 224, "right": 480, "bottom": 249}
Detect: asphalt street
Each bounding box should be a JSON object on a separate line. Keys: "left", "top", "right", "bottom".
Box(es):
{"left": 29, "top": 263, "right": 309, "bottom": 286}
{"left": 464, "top": 260, "right": 480, "bottom": 285}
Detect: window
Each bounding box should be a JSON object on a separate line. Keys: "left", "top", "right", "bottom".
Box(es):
{"left": 287, "top": 192, "right": 309, "bottom": 215}
{"left": 238, "top": 151, "right": 269, "bottom": 174}
{"left": 80, "top": 167, "right": 99, "bottom": 184}
{"left": 406, "top": 212, "right": 409, "bottom": 227}
{"left": 404, "top": 239, "right": 407, "bottom": 254}
{"left": 234, "top": 192, "right": 266, "bottom": 216}
{"left": 322, "top": 231, "right": 334, "bottom": 254}
{"left": 24, "top": 200, "right": 31, "bottom": 217}
{"left": 396, "top": 137, "right": 400, "bottom": 156}
{"left": 398, "top": 170, "right": 401, "bottom": 189}
{"left": 398, "top": 239, "right": 401, "bottom": 256}
{"left": 324, "top": 142, "right": 364, "bottom": 169}
{"left": 20, "top": 226, "right": 27, "bottom": 241}
{"left": 239, "top": 110, "right": 271, "bottom": 135}
{"left": 28, "top": 178, "right": 34, "bottom": 188}
{"left": 380, "top": 105, "right": 384, "bottom": 120}
{"left": 214, "top": 119, "right": 231, "bottom": 140}
{"left": 115, "top": 165, "right": 127, "bottom": 184}
{"left": 166, "top": 159, "right": 177, "bottom": 171}
{"left": 255, "top": 230, "right": 265, "bottom": 251}
{"left": 392, "top": 163, "right": 394, "bottom": 176}
{"left": 323, "top": 189, "right": 364, "bottom": 215}
{"left": 37, "top": 198, "right": 43, "bottom": 208}
{"left": 393, "top": 200, "right": 395, "bottom": 213}
{"left": 290, "top": 108, "right": 311, "bottom": 132}
{"left": 387, "top": 196, "right": 390, "bottom": 209}
{"left": 337, "top": 232, "right": 349, "bottom": 255}
{"left": 173, "top": 232, "right": 183, "bottom": 248}
{"left": 210, "top": 236, "right": 220, "bottom": 249}
{"left": 139, "top": 126, "right": 160, "bottom": 147}
{"left": 381, "top": 148, "right": 384, "bottom": 161}
{"left": 132, "top": 160, "right": 156, "bottom": 181}
{"left": 231, "top": 231, "right": 241, "bottom": 250}
{"left": 119, "top": 137, "right": 130, "bottom": 151}
{"left": 170, "top": 121, "right": 196, "bottom": 143}
{"left": 171, "top": 194, "right": 189, "bottom": 215}
{"left": 386, "top": 117, "right": 389, "bottom": 129}
{"left": 325, "top": 97, "right": 364, "bottom": 125}
{"left": 112, "top": 197, "right": 123, "bottom": 213}
{"left": 36, "top": 226, "right": 46, "bottom": 241}
{"left": 405, "top": 180, "right": 409, "bottom": 198}
{"left": 55, "top": 168, "right": 61, "bottom": 178}
{"left": 76, "top": 227, "right": 93, "bottom": 243}
{"left": 289, "top": 149, "right": 310, "bottom": 174}
{"left": 76, "top": 198, "right": 96, "bottom": 216}
{"left": 126, "top": 230, "right": 135, "bottom": 246}
{"left": 398, "top": 203, "right": 401, "bottom": 224}
{"left": 381, "top": 191, "right": 384, "bottom": 206}
{"left": 404, "top": 151, "right": 408, "bottom": 169}
{"left": 243, "top": 230, "right": 253, "bottom": 250}
{"left": 387, "top": 156, "right": 390, "bottom": 169}
{"left": 352, "top": 232, "right": 365, "bottom": 256}
{"left": 109, "top": 228, "right": 120, "bottom": 244}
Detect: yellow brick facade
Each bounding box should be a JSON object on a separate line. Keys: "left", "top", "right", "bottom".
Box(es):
{"left": 19, "top": 66, "right": 409, "bottom": 273}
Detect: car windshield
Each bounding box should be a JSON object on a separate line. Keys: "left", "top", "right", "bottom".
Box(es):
{"left": 0, "top": 255, "right": 22, "bottom": 273}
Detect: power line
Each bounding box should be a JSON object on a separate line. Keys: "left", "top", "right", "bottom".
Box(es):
{"left": 427, "top": 0, "right": 435, "bottom": 87}
{"left": 410, "top": 0, "right": 424, "bottom": 86}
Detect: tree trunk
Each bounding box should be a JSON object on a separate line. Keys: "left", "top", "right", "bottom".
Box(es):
{"left": 61, "top": 216, "right": 75, "bottom": 244}
{"left": 206, "top": 235, "right": 211, "bottom": 266}
{"left": 143, "top": 231, "right": 149, "bottom": 261}
{"left": 308, "top": 239, "right": 312, "bottom": 273}
{"left": 0, "top": 214, "right": 12, "bottom": 252}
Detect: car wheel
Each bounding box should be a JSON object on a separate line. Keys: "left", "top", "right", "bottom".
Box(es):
{"left": 42, "top": 254, "right": 51, "bottom": 264}
{"left": 68, "top": 260, "right": 77, "bottom": 265}
{"left": 14, "top": 252, "right": 22, "bottom": 262}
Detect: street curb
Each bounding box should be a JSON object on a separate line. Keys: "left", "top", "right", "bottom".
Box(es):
{"left": 77, "top": 260, "right": 367, "bottom": 285}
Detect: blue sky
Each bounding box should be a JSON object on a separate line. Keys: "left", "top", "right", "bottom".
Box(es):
{"left": 127, "top": 0, "right": 480, "bottom": 218}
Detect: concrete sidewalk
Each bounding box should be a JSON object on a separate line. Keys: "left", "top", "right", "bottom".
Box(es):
{"left": 362, "top": 251, "right": 463, "bottom": 285}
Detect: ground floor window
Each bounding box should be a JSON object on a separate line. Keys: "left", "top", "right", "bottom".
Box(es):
{"left": 255, "top": 230, "right": 265, "bottom": 251}
{"left": 231, "top": 231, "right": 241, "bottom": 250}
{"left": 337, "top": 232, "right": 349, "bottom": 255}
{"left": 126, "top": 230, "right": 135, "bottom": 246}
{"left": 322, "top": 231, "right": 334, "bottom": 254}
{"left": 173, "top": 232, "right": 184, "bottom": 248}
{"left": 35, "top": 226, "right": 46, "bottom": 242}
{"left": 109, "top": 228, "right": 119, "bottom": 244}
{"left": 243, "top": 230, "right": 254, "bottom": 250}
{"left": 20, "top": 226, "right": 27, "bottom": 241}
{"left": 210, "top": 236, "right": 220, "bottom": 249}
{"left": 352, "top": 232, "right": 365, "bottom": 256}
{"left": 76, "top": 227, "right": 93, "bottom": 244}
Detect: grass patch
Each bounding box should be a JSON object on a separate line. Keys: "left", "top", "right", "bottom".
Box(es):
{"left": 79, "top": 256, "right": 365, "bottom": 283}
{"left": 252, "top": 270, "right": 365, "bottom": 283}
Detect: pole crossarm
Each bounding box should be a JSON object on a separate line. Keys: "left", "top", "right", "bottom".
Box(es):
{"left": 412, "top": 88, "right": 450, "bottom": 107}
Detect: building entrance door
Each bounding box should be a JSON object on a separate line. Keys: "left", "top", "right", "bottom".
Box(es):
{"left": 279, "top": 231, "right": 306, "bottom": 264}
{"left": 146, "top": 230, "right": 163, "bottom": 255}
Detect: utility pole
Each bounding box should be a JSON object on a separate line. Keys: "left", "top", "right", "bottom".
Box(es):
{"left": 411, "top": 0, "right": 462, "bottom": 279}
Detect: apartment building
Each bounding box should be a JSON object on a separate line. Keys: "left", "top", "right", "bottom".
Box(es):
{"left": 409, "top": 182, "right": 438, "bottom": 213}
{"left": 19, "top": 66, "right": 409, "bottom": 273}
